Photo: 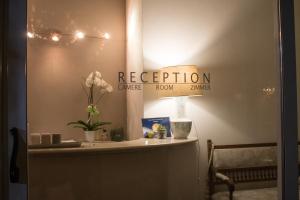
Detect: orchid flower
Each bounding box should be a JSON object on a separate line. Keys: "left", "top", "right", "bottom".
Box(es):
{"left": 68, "top": 70, "right": 113, "bottom": 132}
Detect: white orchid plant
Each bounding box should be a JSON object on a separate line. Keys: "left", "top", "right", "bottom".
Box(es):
{"left": 68, "top": 71, "right": 113, "bottom": 131}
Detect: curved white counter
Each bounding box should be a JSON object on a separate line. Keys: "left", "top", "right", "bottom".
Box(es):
{"left": 28, "top": 137, "right": 199, "bottom": 200}
{"left": 28, "top": 137, "right": 198, "bottom": 155}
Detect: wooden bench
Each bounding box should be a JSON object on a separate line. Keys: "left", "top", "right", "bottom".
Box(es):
{"left": 207, "top": 140, "right": 293, "bottom": 200}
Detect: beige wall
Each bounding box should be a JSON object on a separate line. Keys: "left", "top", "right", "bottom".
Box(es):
{"left": 143, "top": 0, "right": 280, "bottom": 198}
{"left": 27, "top": 0, "right": 126, "bottom": 140}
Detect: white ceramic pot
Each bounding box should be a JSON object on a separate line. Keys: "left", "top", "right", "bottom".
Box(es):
{"left": 171, "top": 119, "right": 192, "bottom": 139}
{"left": 84, "top": 131, "right": 96, "bottom": 142}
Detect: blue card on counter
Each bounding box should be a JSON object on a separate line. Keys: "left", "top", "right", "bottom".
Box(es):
{"left": 142, "top": 117, "right": 171, "bottom": 138}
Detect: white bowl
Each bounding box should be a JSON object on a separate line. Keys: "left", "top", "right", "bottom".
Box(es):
{"left": 171, "top": 119, "right": 192, "bottom": 139}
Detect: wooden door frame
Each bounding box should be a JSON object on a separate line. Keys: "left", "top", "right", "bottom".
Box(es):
{"left": 1, "top": 0, "right": 27, "bottom": 199}
{"left": 0, "top": 0, "right": 9, "bottom": 199}
{"left": 278, "top": 0, "right": 299, "bottom": 199}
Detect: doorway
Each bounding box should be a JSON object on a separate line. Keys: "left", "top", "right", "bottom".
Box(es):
{"left": 1, "top": 0, "right": 299, "bottom": 200}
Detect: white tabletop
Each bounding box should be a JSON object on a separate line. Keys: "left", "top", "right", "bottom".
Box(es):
{"left": 28, "top": 137, "right": 198, "bottom": 155}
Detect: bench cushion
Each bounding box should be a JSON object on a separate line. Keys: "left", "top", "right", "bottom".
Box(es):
{"left": 213, "top": 147, "right": 277, "bottom": 168}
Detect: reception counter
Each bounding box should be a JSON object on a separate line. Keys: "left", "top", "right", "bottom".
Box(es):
{"left": 29, "top": 138, "right": 199, "bottom": 200}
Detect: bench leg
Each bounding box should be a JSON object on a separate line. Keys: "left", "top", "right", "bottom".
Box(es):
{"left": 228, "top": 185, "right": 235, "bottom": 200}
{"left": 229, "top": 191, "right": 233, "bottom": 200}
{"left": 207, "top": 186, "right": 213, "bottom": 200}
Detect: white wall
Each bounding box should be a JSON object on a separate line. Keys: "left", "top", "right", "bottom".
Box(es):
{"left": 27, "top": 0, "right": 126, "bottom": 140}
{"left": 143, "top": 0, "right": 280, "bottom": 198}
{"left": 126, "top": 0, "right": 144, "bottom": 140}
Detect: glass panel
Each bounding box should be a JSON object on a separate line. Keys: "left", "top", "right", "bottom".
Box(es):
{"left": 27, "top": 0, "right": 284, "bottom": 199}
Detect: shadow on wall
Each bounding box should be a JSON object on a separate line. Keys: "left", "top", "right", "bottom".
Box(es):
{"left": 143, "top": 0, "right": 280, "bottom": 199}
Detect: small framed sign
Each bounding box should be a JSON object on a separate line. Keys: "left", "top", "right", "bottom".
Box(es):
{"left": 142, "top": 117, "right": 171, "bottom": 138}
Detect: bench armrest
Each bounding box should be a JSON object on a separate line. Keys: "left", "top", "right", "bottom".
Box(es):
{"left": 216, "top": 172, "right": 235, "bottom": 200}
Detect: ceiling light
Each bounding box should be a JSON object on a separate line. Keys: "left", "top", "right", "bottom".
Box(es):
{"left": 27, "top": 32, "right": 35, "bottom": 38}
{"left": 51, "top": 33, "right": 61, "bottom": 42}
{"left": 103, "top": 33, "right": 110, "bottom": 39}
{"left": 75, "top": 31, "right": 85, "bottom": 39}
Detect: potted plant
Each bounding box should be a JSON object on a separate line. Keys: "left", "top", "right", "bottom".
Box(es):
{"left": 157, "top": 125, "right": 167, "bottom": 139}
{"left": 68, "top": 71, "right": 113, "bottom": 142}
